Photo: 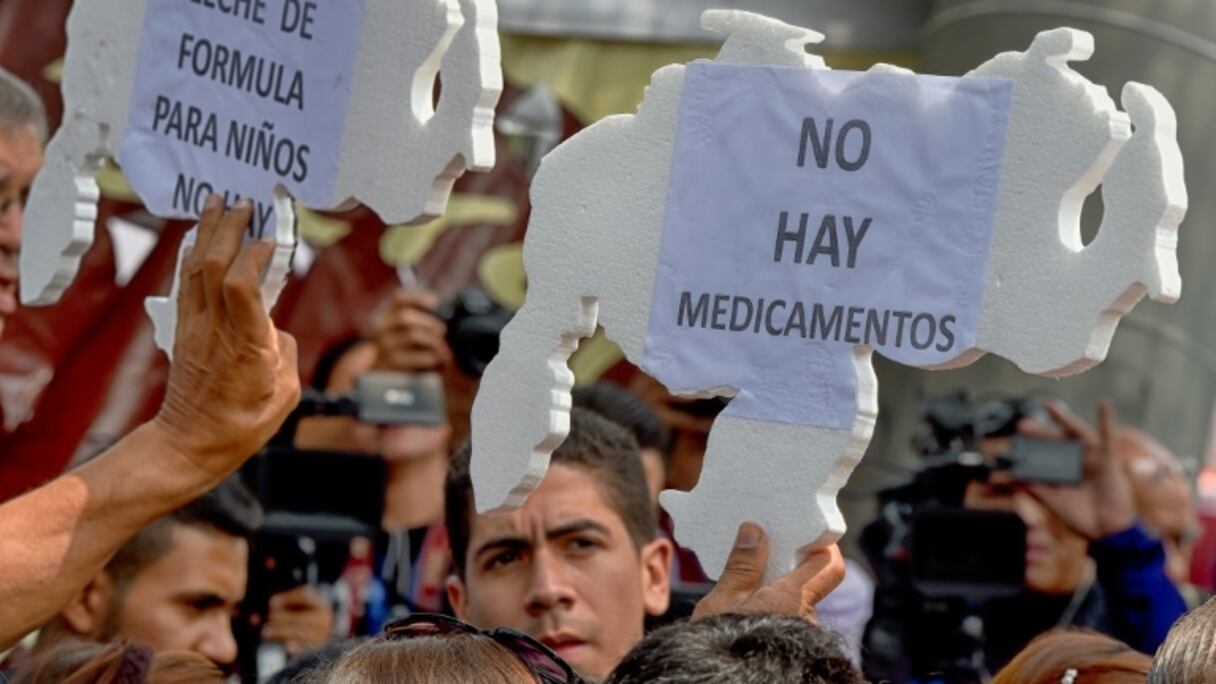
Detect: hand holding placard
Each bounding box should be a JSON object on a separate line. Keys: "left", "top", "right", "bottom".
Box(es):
{"left": 153, "top": 196, "right": 300, "bottom": 481}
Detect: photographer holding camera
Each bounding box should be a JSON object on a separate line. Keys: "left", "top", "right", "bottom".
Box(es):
{"left": 968, "top": 401, "right": 1186, "bottom": 658}
{"left": 863, "top": 396, "right": 1188, "bottom": 683}
{"left": 259, "top": 285, "right": 479, "bottom": 661}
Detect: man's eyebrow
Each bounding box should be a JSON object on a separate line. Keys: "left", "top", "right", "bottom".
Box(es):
{"left": 475, "top": 535, "right": 530, "bottom": 561}
{"left": 473, "top": 520, "right": 613, "bottom": 559}
{"left": 546, "top": 519, "right": 612, "bottom": 540}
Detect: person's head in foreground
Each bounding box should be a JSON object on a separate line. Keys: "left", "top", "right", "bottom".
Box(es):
{"left": 605, "top": 612, "right": 864, "bottom": 684}
{"left": 1148, "top": 595, "right": 1216, "bottom": 684}
{"left": 0, "top": 68, "right": 47, "bottom": 337}
{"left": 42, "top": 476, "right": 262, "bottom": 668}
{"left": 11, "top": 638, "right": 225, "bottom": 684}
{"left": 991, "top": 629, "right": 1151, "bottom": 684}
{"left": 445, "top": 409, "right": 673, "bottom": 680}
{"left": 572, "top": 382, "right": 671, "bottom": 507}
{"left": 317, "top": 613, "right": 580, "bottom": 683}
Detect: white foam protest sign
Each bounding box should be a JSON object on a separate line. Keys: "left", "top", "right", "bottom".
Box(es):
{"left": 469, "top": 11, "right": 1185, "bottom": 581}
{"left": 21, "top": 0, "right": 502, "bottom": 354}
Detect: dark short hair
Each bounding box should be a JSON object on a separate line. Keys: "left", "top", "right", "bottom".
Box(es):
{"left": 446, "top": 408, "right": 656, "bottom": 576}
{"left": 1148, "top": 596, "right": 1216, "bottom": 684}
{"left": 573, "top": 382, "right": 671, "bottom": 467}
{"left": 105, "top": 476, "right": 263, "bottom": 586}
{"left": 606, "top": 613, "right": 866, "bottom": 684}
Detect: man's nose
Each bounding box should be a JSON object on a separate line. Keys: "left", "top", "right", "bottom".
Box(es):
{"left": 196, "top": 616, "right": 239, "bottom": 666}
{"left": 1013, "top": 490, "right": 1047, "bottom": 529}
{"left": 0, "top": 201, "right": 20, "bottom": 251}
{"left": 524, "top": 548, "right": 575, "bottom": 616}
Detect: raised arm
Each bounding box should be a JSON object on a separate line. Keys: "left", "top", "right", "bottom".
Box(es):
{"left": 0, "top": 196, "right": 299, "bottom": 648}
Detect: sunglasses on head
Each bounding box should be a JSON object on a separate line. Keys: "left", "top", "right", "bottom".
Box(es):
{"left": 383, "top": 613, "right": 583, "bottom": 684}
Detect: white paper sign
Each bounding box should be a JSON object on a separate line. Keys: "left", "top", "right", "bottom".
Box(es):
{"left": 643, "top": 64, "right": 1013, "bottom": 429}
{"left": 118, "top": 0, "right": 367, "bottom": 237}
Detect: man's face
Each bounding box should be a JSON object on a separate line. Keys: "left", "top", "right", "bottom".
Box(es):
{"left": 108, "top": 524, "right": 249, "bottom": 666}
{"left": 447, "top": 465, "right": 671, "bottom": 680}
{"left": 965, "top": 472, "right": 1089, "bottom": 595}
{"left": 0, "top": 123, "right": 43, "bottom": 337}
{"left": 1116, "top": 429, "right": 1197, "bottom": 586}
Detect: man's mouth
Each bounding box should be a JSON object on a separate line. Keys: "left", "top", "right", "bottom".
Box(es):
{"left": 1025, "top": 541, "right": 1051, "bottom": 565}
{"left": 539, "top": 633, "right": 589, "bottom": 660}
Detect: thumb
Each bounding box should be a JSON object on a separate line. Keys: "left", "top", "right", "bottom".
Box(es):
{"left": 715, "top": 522, "right": 769, "bottom": 595}
{"left": 693, "top": 522, "right": 770, "bottom": 620}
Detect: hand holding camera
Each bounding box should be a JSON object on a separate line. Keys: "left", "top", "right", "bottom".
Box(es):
{"left": 371, "top": 288, "right": 453, "bottom": 373}
{"left": 1021, "top": 400, "right": 1137, "bottom": 542}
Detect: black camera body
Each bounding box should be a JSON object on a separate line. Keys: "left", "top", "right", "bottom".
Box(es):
{"left": 437, "top": 288, "right": 514, "bottom": 378}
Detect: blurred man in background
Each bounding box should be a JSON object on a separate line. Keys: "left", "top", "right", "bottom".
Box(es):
{"left": 35, "top": 477, "right": 261, "bottom": 669}
{"left": 1112, "top": 426, "right": 1197, "bottom": 590}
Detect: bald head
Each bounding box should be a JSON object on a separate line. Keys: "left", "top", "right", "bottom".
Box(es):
{"left": 1113, "top": 426, "right": 1195, "bottom": 586}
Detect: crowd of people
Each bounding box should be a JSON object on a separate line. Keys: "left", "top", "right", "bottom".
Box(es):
{"left": 0, "top": 56, "right": 1212, "bottom": 684}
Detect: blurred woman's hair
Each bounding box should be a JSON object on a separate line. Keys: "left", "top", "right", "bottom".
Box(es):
{"left": 11, "top": 639, "right": 225, "bottom": 684}
{"left": 992, "top": 629, "right": 1151, "bottom": 684}
{"left": 317, "top": 633, "right": 538, "bottom": 684}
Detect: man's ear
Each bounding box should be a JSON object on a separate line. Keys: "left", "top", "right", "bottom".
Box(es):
{"left": 640, "top": 538, "right": 673, "bottom": 617}
{"left": 445, "top": 574, "right": 470, "bottom": 621}
{"left": 59, "top": 571, "right": 117, "bottom": 638}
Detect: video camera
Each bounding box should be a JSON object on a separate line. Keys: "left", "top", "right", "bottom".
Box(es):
{"left": 235, "top": 369, "right": 446, "bottom": 679}
{"left": 861, "top": 391, "right": 1083, "bottom": 684}
{"left": 438, "top": 287, "right": 514, "bottom": 378}
{"left": 234, "top": 287, "right": 512, "bottom": 678}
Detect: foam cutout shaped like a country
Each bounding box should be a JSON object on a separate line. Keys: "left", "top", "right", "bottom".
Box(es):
{"left": 21, "top": 0, "right": 501, "bottom": 354}
{"left": 469, "top": 11, "right": 1185, "bottom": 582}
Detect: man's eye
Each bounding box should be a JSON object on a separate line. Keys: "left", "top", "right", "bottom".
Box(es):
{"left": 567, "top": 537, "right": 599, "bottom": 552}
{"left": 487, "top": 550, "right": 521, "bottom": 569}
{"left": 184, "top": 596, "right": 226, "bottom": 613}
